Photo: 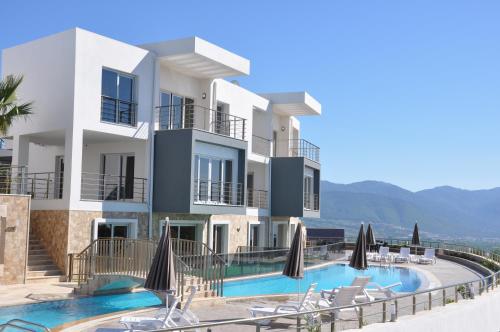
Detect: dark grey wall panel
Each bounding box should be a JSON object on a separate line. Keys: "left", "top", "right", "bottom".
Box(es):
{"left": 153, "top": 130, "right": 193, "bottom": 213}
{"left": 271, "top": 157, "right": 305, "bottom": 217}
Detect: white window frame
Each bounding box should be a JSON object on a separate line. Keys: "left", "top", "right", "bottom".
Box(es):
{"left": 193, "top": 154, "right": 234, "bottom": 204}
{"left": 92, "top": 218, "right": 138, "bottom": 241}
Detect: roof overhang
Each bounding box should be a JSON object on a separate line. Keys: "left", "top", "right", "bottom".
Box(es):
{"left": 140, "top": 37, "right": 250, "bottom": 78}
{"left": 260, "top": 92, "right": 321, "bottom": 116}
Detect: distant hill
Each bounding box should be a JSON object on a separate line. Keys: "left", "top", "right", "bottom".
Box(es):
{"left": 304, "top": 180, "right": 500, "bottom": 239}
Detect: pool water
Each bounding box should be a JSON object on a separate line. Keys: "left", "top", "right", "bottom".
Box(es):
{"left": 0, "top": 291, "right": 162, "bottom": 328}
{"left": 223, "top": 263, "right": 422, "bottom": 297}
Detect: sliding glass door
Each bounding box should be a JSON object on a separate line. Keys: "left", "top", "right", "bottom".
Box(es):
{"left": 159, "top": 92, "right": 194, "bottom": 129}
{"left": 194, "top": 155, "right": 233, "bottom": 204}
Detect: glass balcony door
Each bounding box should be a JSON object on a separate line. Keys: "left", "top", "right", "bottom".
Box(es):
{"left": 159, "top": 92, "right": 194, "bottom": 130}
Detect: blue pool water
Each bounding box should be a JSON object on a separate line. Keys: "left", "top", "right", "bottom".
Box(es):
{"left": 223, "top": 264, "right": 422, "bottom": 297}
{"left": 0, "top": 291, "right": 161, "bottom": 328}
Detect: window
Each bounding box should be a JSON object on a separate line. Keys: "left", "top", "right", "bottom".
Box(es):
{"left": 101, "top": 69, "right": 136, "bottom": 126}
{"left": 159, "top": 92, "right": 194, "bottom": 129}
{"left": 304, "top": 175, "right": 313, "bottom": 209}
{"left": 193, "top": 155, "right": 234, "bottom": 204}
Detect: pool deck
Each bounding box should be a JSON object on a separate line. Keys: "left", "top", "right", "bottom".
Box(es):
{"left": 55, "top": 258, "right": 481, "bottom": 332}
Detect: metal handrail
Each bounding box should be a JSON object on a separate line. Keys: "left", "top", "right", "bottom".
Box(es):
{"left": 155, "top": 104, "right": 246, "bottom": 140}
{"left": 247, "top": 189, "right": 268, "bottom": 208}
{"left": 193, "top": 179, "right": 244, "bottom": 206}
{"left": 80, "top": 172, "right": 147, "bottom": 203}
{"left": 101, "top": 95, "right": 137, "bottom": 127}
{"left": 0, "top": 319, "right": 51, "bottom": 331}
{"left": 287, "top": 138, "right": 320, "bottom": 162}
{"left": 252, "top": 135, "right": 272, "bottom": 156}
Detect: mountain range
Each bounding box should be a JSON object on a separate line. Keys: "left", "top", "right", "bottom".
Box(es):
{"left": 304, "top": 180, "right": 500, "bottom": 239}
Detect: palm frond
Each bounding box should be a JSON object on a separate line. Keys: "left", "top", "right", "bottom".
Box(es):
{"left": 0, "top": 75, "right": 32, "bottom": 135}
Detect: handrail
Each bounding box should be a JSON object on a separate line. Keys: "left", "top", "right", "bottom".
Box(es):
{"left": 0, "top": 319, "right": 51, "bottom": 331}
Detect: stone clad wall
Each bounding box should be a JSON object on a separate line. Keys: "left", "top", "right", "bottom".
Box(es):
{"left": 0, "top": 195, "right": 31, "bottom": 285}
{"left": 30, "top": 210, "right": 149, "bottom": 274}
{"left": 30, "top": 210, "right": 69, "bottom": 271}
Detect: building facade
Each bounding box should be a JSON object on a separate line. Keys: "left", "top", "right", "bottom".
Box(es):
{"left": 1, "top": 28, "right": 321, "bottom": 279}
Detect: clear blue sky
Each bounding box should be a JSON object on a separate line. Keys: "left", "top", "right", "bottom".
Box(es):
{"left": 1, "top": 1, "right": 499, "bottom": 191}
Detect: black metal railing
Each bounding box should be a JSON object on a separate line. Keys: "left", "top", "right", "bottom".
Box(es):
{"left": 289, "top": 138, "right": 320, "bottom": 162}
{"left": 101, "top": 96, "right": 137, "bottom": 127}
{"left": 155, "top": 104, "right": 246, "bottom": 140}
{"left": 193, "top": 179, "right": 244, "bottom": 206}
{"left": 252, "top": 135, "right": 272, "bottom": 156}
{"left": 80, "top": 172, "right": 147, "bottom": 203}
{"left": 247, "top": 189, "right": 268, "bottom": 209}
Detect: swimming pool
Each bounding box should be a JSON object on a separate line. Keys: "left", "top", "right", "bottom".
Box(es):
{"left": 0, "top": 291, "right": 161, "bottom": 328}
{"left": 223, "top": 263, "right": 422, "bottom": 297}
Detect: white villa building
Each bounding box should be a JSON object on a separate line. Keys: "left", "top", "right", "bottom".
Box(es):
{"left": 0, "top": 28, "right": 321, "bottom": 281}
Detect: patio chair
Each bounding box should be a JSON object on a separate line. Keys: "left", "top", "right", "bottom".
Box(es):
{"left": 248, "top": 283, "right": 318, "bottom": 323}
{"left": 316, "top": 286, "right": 360, "bottom": 320}
{"left": 372, "top": 246, "right": 391, "bottom": 263}
{"left": 320, "top": 276, "right": 372, "bottom": 302}
{"left": 394, "top": 247, "right": 411, "bottom": 263}
{"left": 418, "top": 248, "right": 437, "bottom": 265}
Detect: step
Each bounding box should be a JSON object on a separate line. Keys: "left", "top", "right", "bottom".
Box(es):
{"left": 28, "top": 257, "right": 54, "bottom": 265}
{"left": 28, "top": 264, "right": 60, "bottom": 271}
{"left": 26, "top": 275, "right": 65, "bottom": 284}
{"left": 29, "top": 249, "right": 49, "bottom": 256}
{"left": 27, "top": 269, "right": 63, "bottom": 278}
{"left": 29, "top": 244, "right": 45, "bottom": 250}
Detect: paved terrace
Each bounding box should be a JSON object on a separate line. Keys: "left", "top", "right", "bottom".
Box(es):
{"left": 56, "top": 259, "right": 483, "bottom": 332}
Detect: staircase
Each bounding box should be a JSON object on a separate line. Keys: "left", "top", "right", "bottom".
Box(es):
{"left": 27, "top": 234, "right": 64, "bottom": 283}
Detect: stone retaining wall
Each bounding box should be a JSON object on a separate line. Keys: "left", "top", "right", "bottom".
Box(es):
{"left": 0, "top": 195, "right": 31, "bottom": 285}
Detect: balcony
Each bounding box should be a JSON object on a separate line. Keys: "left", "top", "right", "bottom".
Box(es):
{"left": 247, "top": 189, "right": 268, "bottom": 209}
{"left": 193, "top": 180, "right": 244, "bottom": 206}
{"left": 155, "top": 104, "right": 246, "bottom": 140}
{"left": 101, "top": 96, "right": 137, "bottom": 127}
{"left": 304, "top": 193, "right": 319, "bottom": 211}
{"left": 0, "top": 166, "right": 63, "bottom": 200}
{"left": 288, "top": 139, "right": 320, "bottom": 163}
{"left": 80, "top": 172, "right": 147, "bottom": 203}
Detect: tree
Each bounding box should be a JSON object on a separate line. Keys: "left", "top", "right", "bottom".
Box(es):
{"left": 0, "top": 75, "right": 32, "bottom": 136}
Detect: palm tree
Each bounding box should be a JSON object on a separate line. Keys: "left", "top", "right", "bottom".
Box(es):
{"left": 0, "top": 75, "right": 33, "bottom": 136}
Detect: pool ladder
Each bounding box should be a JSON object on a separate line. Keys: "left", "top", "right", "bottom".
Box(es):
{"left": 0, "top": 319, "right": 51, "bottom": 331}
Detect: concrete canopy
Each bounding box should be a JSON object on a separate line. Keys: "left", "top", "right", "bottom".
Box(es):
{"left": 140, "top": 37, "right": 250, "bottom": 78}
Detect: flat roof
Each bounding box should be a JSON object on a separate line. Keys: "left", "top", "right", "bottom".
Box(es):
{"left": 260, "top": 92, "right": 322, "bottom": 116}
{"left": 140, "top": 37, "right": 250, "bottom": 78}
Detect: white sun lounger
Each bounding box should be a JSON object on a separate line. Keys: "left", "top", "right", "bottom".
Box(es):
{"left": 249, "top": 283, "right": 318, "bottom": 323}
{"left": 364, "top": 282, "right": 402, "bottom": 301}
{"left": 418, "top": 248, "right": 437, "bottom": 265}
{"left": 316, "top": 286, "right": 360, "bottom": 319}
{"left": 120, "top": 288, "right": 199, "bottom": 331}
{"left": 394, "top": 247, "right": 411, "bottom": 263}
{"left": 320, "top": 276, "right": 372, "bottom": 302}
{"left": 371, "top": 246, "right": 391, "bottom": 263}
{"left": 120, "top": 295, "right": 181, "bottom": 331}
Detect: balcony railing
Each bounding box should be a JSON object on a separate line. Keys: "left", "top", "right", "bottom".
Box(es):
{"left": 251, "top": 135, "right": 272, "bottom": 156}
{"left": 289, "top": 138, "right": 320, "bottom": 162}
{"left": 80, "top": 172, "right": 147, "bottom": 203}
{"left": 0, "top": 166, "right": 63, "bottom": 200}
{"left": 155, "top": 104, "right": 246, "bottom": 140}
{"left": 193, "top": 179, "right": 244, "bottom": 206}
{"left": 247, "top": 189, "right": 268, "bottom": 209}
{"left": 101, "top": 96, "right": 137, "bottom": 127}
{"left": 304, "top": 192, "right": 319, "bottom": 211}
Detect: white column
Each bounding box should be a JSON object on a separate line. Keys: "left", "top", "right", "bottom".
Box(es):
{"left": 12, "top": 135, "right": 29, "bottom": 167}
{"left": 64, "top": 128, "right": 83, "bottom": 209}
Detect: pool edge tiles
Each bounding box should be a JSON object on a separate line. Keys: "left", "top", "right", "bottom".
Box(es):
{"left": 223, "top": 263, "right": 423, "bottom": 297}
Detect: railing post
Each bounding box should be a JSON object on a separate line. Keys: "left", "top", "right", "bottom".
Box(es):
{"left": 358, "top": 306, "right": 363, "bottom": 328}
{"left": 442, "top": 289, "right": 446, "bottom": 306}
{"left": 330, "top": 311, "right": 336, "bottom": 332}
{"left": 296, "top": 315, "right": 301, "bottom": 332}
{"left": 382, "top": 301, "right": 387, "bottom": 322}
{"left": 428, "top": 292, "right": 432, "bottom": 310}
{"left": 454, "top": 285, "right": 458, "bottom": 303}
{"left": 412, "top": 295, "right": 416, "bottom": 314}
{"left": 46, "top": 173, "right": 50, "bottom": 199}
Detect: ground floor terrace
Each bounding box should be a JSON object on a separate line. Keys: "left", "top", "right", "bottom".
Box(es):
{"left": 1, "top": 251, "right": 498, "bottom": 332}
